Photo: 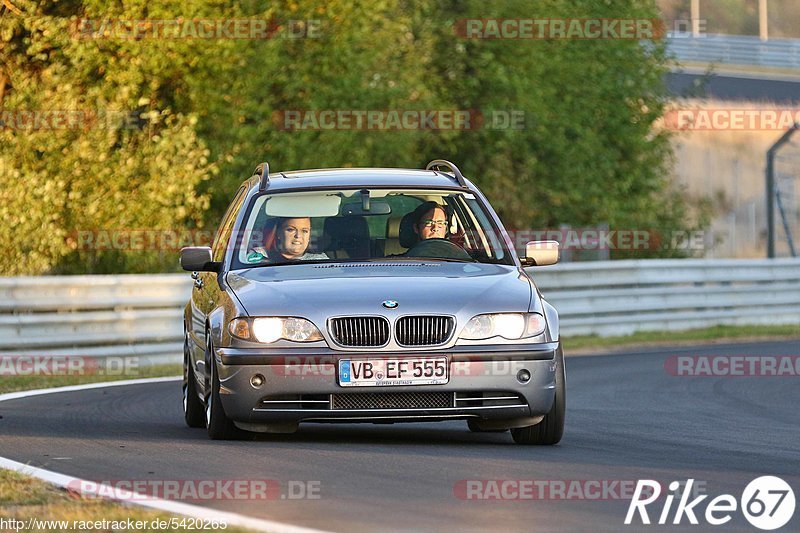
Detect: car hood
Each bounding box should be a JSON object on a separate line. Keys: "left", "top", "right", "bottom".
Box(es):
{"left": 227, "top": 262, "right": 534, "bottom": 317}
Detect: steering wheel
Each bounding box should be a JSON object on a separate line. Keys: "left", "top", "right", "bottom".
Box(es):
{"left": 405, "top": 238, "right": 474, "bottom": 261}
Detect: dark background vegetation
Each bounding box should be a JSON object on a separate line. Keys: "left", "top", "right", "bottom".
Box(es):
{"left": 1, "top": 0, "right": 708, "bottom": 274}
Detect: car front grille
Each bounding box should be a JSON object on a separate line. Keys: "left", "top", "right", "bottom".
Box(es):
{"left": 254, "top": 391, "right": 526, "bottom": 411}
{"left": 329, "top": 316, "right": 390, "bottom": 347}
{"left": 332, "top": 392, "right": 453, "bottom": 410}
{"left": 395, "top": 316, "right": 454, "bottom": 346}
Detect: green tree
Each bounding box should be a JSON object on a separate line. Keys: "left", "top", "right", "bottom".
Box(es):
{"left": 1, "top": 0, "right": 704, "bottom": 274}
{"left": 0, "top": 0, "right": 217, "bottom": 274}
{"left": 418, "top": 0, "right": 701, "bottom": 257}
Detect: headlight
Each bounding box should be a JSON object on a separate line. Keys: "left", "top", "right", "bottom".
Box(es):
{"left": 228, "top": 317, "right": 323, "bottom": 343}
{"left": 459, "top": 313, "right": 545, "bottom": 340}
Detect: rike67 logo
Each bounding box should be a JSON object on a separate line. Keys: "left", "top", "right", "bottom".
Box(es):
{"left": 626, "top": 477, "right": 795, "bottom": 530}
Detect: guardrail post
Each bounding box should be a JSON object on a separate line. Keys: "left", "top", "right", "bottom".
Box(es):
{"left": 691, "top": 0, "right": 701, "bottom": 37}
{"left": 759, "top": 0, "right": 769, "bottom": 41}
{"left": 766, "top": 123, "right": 799, "bottom": 258}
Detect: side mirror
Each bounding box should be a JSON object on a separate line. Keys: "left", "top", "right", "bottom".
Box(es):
{"left": 523, "top": 240, "right": 559, "bottom": 266}
{"left": 180, "top": 246, "right": 220, "bottom": 272}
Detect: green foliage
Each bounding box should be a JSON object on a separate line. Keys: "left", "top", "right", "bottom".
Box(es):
{"left": 1, "top": 0, "right": 702, "bottom": 274}
{"left": 419, "top": 0, "right": 697, "bottom": 259}
{"left": 0, "top": 0, "right": 215, "bottom": 274}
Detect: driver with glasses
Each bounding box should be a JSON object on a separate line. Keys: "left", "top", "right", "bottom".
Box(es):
{"left": 412, "top": 201, "right": 449, "bottom": 241}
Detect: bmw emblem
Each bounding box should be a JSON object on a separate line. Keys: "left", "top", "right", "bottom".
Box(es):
{"left": 382, "top": 300, "right": 399, "bottom": 309}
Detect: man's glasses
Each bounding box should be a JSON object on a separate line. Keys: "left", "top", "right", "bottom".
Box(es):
{"left": 421, "top": 220, "right": 448, "bottom": 229}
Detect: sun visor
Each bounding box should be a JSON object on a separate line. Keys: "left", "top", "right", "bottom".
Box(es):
{"left": 263, "top": 193, "right": 342, "bottom": 217}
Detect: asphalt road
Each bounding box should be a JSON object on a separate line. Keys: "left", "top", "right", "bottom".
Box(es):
{"left": 666, "top": 72, "right": 800, "bottom": 104}
{"left": 1, "top": 340, "right": 798, "bottom": 532}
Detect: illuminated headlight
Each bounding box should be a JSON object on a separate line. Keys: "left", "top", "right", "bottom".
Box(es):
{"left": 228, "top": 317, "right": 323, "bottom": 343}
{"left": 459, "top": 313, "right": 545, "bottom": 340}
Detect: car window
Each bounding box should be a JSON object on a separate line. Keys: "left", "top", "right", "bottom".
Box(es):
{"left": 232, "top": 188, "right": 513, "bottom": 268}
{"left": 211, "top": 186, "right": 247, "bottom": 262}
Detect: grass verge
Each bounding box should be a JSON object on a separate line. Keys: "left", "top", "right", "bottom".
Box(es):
{"left": 0, "top": 364, "right": 181, "bottom": 395}
{"left": 564, "top": 324, "right": 800, "bottom": 354}
{"left": 0, "top": 469, "right": 251, "bottom": 532}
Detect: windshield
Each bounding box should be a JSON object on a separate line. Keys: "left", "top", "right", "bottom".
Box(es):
{"left": 231, "top": 188, "right": 514, "bottom": 268}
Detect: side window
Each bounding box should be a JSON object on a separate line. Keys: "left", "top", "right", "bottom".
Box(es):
{"left": 211, "top": 186, "right": 247, "bottom": 262}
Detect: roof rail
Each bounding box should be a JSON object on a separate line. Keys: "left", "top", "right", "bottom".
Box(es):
{"left": 254, "top": 162, "right": 270, "bottom": 191}
{"left": 425, "top": 159, "right": 468, "bottom": 188}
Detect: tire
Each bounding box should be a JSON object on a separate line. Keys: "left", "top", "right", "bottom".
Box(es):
{"left": 205, "top": 338, "right": 241, "bottom": 440}
{"left": 183, "top": 340, "right": 205, "bottom": 428}
{"left": 467, "top": 419, "right": 508, "bottom": 433}
{"left": 511, "top": 346, "right": 566, "bottom": 445}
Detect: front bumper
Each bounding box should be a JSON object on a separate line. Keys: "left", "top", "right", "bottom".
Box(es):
{"left": 215, "top": 343, "right": 559, "bottom": 429}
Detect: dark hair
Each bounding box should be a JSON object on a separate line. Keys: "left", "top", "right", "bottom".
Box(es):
{"left": 411, "top": 201, "right": 447, "bottom": 227}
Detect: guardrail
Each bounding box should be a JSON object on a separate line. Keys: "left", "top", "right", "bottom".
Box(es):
{"left": 0, "top": 259, "right": 798, "bottom": 364}
{"left": 531, "top": 258, "right": 800, "bottom": 337}
{"left": 667, "top": 33, "right": 800, "bottom": 70}
{"left": 0, "top": 275, "right": 190, "bottom": 365}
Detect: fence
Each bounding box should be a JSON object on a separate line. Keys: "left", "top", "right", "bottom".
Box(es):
{"left": 532, "top": 258, "right": 800, "bottom": 336}
{"left": 0, "top": 275, "right": 189, "bottom": 365}
{"left": 0, "top": 259, "right": 798, "bottom": 364}
{"left": 667, "top": 33, "right": 800, "bottom": 70}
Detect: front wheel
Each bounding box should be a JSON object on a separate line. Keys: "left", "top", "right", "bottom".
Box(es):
{"left": 511, "top": 346, "right": 566, "bottom": 445}
{"left": 205, "top": 338, "right": 241, "bottom": 440}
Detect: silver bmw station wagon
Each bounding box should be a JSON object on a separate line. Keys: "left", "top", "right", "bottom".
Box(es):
{"left": 181, "top": 160, "right": 565, "bottom": 444}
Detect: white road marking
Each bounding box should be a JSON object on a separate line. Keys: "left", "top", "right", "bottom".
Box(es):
{"left": 0, "top": 377, "right": 332, "bottom": 533}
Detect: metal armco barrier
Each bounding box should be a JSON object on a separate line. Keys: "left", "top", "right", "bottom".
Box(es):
{"left": 0, "top": 275, "right": 190, "bottom": 365}
{"left": 530, "top": 258, "right": 800, "bottom": 337}
{"left": 667, "top": 34, "right": 800, "bottom": 70}
{"left": 0, "top": 259, "right": 798, "bottom": 364}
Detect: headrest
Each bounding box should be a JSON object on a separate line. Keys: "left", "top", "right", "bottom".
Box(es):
{"left": 324, "top": 215, "right": 369, "bottom": 240}
{"left": 323, "top": 216, "right": 370, "bottom": 258}
{"left": 398, "top": 212, "right": 418, "bottom": 248}
{"left": 386, "top": 216, "right": 403, "bottom": 239}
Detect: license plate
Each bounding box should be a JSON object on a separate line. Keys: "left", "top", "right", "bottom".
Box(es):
{"left": 338, "top": 357, "right": 448, "bottom": 387}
